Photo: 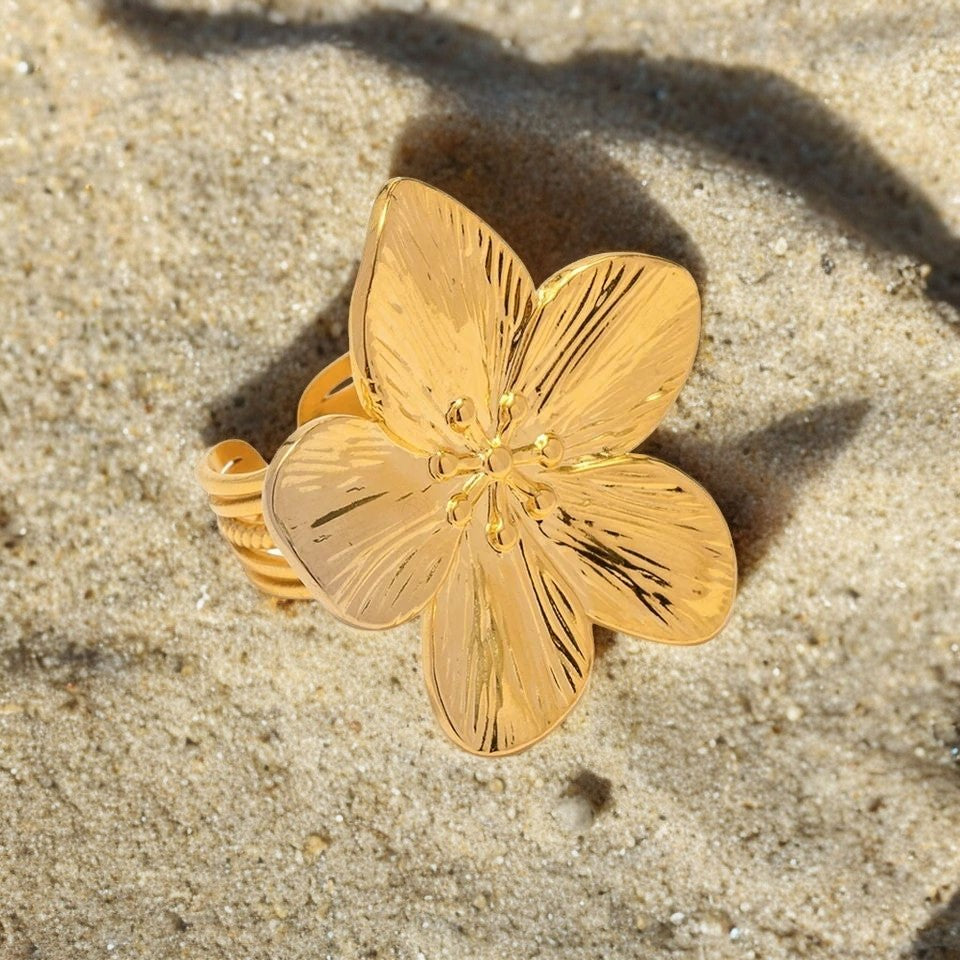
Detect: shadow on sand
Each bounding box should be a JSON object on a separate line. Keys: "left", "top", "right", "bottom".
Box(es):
{"left": 99, "top": 3, "right": 960, "bottom": 319}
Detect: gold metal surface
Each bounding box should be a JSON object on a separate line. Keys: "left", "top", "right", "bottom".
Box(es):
{"left": 265, "top": 414, "right": 462, "bottom": 629}
{"left": 201, "top": 177, "right": 737, "bottom": 756}
{"left": 196, "top": 355, "right": 368, "bottom": 600}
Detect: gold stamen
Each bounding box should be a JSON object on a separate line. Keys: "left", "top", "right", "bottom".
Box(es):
{"left": 428, "top": 451, "right": 462, "bottom": 480}
{"left": 446, "top": 396, "right": 489, "bottom": 450}
{"left": 496, "top": 392, "right": 529, "bottom": 444}
{"left": 535, "top": 433, "right": 564, "bottom": 467}
{"left": 486, "top": 482, "right": 519, "bottom": 553}
{"left": 510, "top": 470, "right": 559, "bottom": 520}
{"left": 484, "top": 445, "right": 513, "bottom": 479}
{"left": 513, "top": 433, "right": 564, "bottom": 468}
{"left": 428, "top": 450, "right": 485, "bottom": 480}
{"left": 526, "top": 486, "right": 558, "bottom": 519}
{"left": 446, "top": 397, "right": 477, "bottom": 432}
{"left": 445, "top": 473, "right": 488, "bottom": 527}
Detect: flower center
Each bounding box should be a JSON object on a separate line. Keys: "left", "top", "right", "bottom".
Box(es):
{"left": 427, "top": 393, "right": 564, "bottom": 553}
{"left": 484, "top": 446, "right": 513, "bottom": 479}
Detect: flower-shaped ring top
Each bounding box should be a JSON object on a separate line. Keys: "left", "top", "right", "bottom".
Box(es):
{"left": 262, "top": 178, "right": 736, "bottom": 756}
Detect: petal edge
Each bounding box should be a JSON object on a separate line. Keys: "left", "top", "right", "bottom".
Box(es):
{"left": 350, "top": 178, "right": 536, "bottom": 454}
{"left": 506, "top": 253, "right": 701, "bottom": 459}
{"left": 263, "top": 415, "right": 462, "bottom": 629}
{"left": 538, "top": 454, "right": 736, "bottom": 644}
{"left": 422, "top": 525, "right": 594, "bottom": 756}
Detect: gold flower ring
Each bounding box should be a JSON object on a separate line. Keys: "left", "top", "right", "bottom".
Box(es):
{"left": 198, "top": 178, "right": 737, "bottom": 756}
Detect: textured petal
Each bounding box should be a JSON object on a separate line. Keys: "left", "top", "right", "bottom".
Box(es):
{"left": 422, "top": 525, "right": 594, "bottom": 756}
{"left": 350, "top": 178, "right": 536, "bottom": 454}
{"left": 505, "top": 254, "right": 700, "bottom": 459}
{"left": 263, "top": 415, "right": 461, "bottom": 629}
{"left": 537, "top": 455, "right": 736, "bottom": 644}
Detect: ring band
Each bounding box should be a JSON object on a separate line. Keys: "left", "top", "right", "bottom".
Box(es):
{"left": 197, "top": 353, "right": 362, "bottom": 599}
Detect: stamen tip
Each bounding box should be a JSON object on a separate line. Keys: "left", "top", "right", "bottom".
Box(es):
{"left": 429, "top": 451, "right": 461, "bottom": 480}
{"left": 536, "top": 434, "right": 564, "bottom": 468}
{"left": 525, "top": 486, "right": 558, "bottom": 519}
{"left": 446, "top": 493, "right": 473, "bottom": 527}
{"left": 486, "top": 520, "right": 519, "bottom": 553}
{"left": 446, "top": 397, "right": 477, "bottom": 432}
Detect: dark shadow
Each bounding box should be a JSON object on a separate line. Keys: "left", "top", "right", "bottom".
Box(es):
{"left": 391, "top": 114, "right": 705, "bottom": 286}
{"left": 204, "top": 111, "right": 706, "bottom": 456}
{"left": 592, "top": 626, "right": 617, "bottom": 663}
{"left": 99, "top": 3, "right": 960, "bottom": 322}
{"left": 913, "top": 888, "right": 960, "bottom": 959}
{"left": 201, "top": 276, "right": 351, "bottom": 456}
{"left": 2, "top": 635, "right": 119, "bottom": 680}
{"left": 643, "top": 399, "right": 871, "bottom": 581}
{"left": 566, "top": 769, "right": 614, "bottom": 816}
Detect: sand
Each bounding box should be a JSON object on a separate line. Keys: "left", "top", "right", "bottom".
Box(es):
{"left": 1, "top": 1, "right": 959, "bottom": 957}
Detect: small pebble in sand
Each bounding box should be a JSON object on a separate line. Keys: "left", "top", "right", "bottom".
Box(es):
{"left": 552, "top": 794, "right": 595, "bottom": 833}
{"left": 303, "top": 833, "right": 330, "bottom": 860}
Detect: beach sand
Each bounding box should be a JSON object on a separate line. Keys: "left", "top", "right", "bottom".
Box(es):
{"left": 1, "top": 1, "right": 959, "bottom": 957}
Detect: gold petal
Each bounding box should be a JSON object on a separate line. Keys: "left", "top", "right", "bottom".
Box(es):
{"left": 537, "top": 455, "right": 736, "bottom": 644}
{"left": 422, "top": 524, "right": 594, "bottom": 756}
{"left": 263, "top": 415, "right": 461, "bottom": 629}
{"left": 350, "top": 178, "right": 536, "bottom": 454}
{"left": 506, "top": 254, "right": 700, "bottom": 459}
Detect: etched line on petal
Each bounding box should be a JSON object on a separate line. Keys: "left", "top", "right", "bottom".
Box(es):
{"left": 533, "top": 260, "right": 647, "bottom": 406}
{"left": 310, "top": 491, "right": 387, "bottom": 530}
{"left": 540, "top": 456, "right": 735, "bottom": 644}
